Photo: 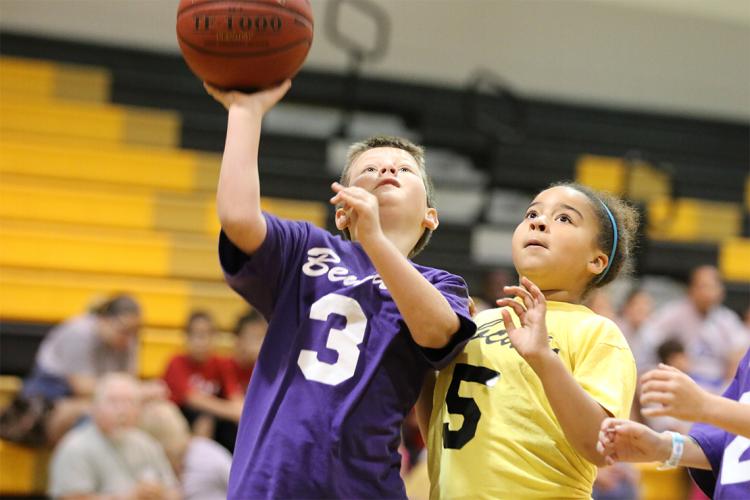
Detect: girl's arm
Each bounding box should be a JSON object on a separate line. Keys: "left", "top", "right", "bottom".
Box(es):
{"left": 498, "top": 277, "right": 609, "bottom": 466}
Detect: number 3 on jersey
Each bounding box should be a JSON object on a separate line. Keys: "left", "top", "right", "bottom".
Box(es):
{"left": 297, "top": 293, "right": 367, "bottom": 386}
{"left": 443, "top": 363, "right": 500, "bottom": 449}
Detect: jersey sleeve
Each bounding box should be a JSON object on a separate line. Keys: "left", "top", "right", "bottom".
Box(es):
{"left": 416, "top": 272, "right": 476, "bottom": 369}
{"left": 570, "top": 318, "right": 637, "bottom": 419}
{"left": 218, "top": 212, "right": 312, "bottom": 318}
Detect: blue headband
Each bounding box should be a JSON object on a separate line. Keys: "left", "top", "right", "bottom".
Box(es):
{"left": 595, "top": 199, "right": 618, "bottom": 284}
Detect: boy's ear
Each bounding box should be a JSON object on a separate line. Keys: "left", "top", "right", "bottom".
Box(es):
{"left": 335, "top": 207, "right": 349, "bottom": 231}
{"left": 587, "top": 250, "right": 608, "bottom": 278}
{"left": 423, "top": 207, "right": 439, "bottom": 231}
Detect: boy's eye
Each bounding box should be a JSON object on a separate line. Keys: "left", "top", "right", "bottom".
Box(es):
{"left": 525, "top": 210, "right": 537, "bottom": 219}
{"left": 557, "top": 214, "right": 572, "bottom": 223}
{"left": 363, "top": 166, "right": 377, "bottom": 173}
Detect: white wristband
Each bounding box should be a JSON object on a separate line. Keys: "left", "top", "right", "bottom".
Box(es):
{"left": 657, "top": 431, "right": 685, "bottom": 470}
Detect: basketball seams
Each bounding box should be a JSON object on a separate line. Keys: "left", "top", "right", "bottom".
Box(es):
{"left": 177, "top": 35, "right": 311, "bottom": 58}
{"left": 177, "top": 0, "right": 313, "bottom": 28}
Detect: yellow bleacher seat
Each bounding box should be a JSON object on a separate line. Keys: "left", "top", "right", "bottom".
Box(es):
{"left": 648, "top": 197, "right": 742, "bottom": 243}
{"left": 0, "top": 267, "right": 247, "bottom": 331}
{"left": 0, "top": 376, "right": 22, "bottom": 410}
{"left": 0, "top": 174, "right": 328, "bottom": 234}
{"left": 0, "top": 55, "right": 111, "bottom": 103}
{"left": 633, "top": 463, "right": 690, "bottom": 500}
{"left": 0, "top": 138, "right": 203, "bottom": 190}
{"left": 0, "top": 99, "right": 179, "bottom": 148}
{"left": 0, "top": 220, "right": 221, "bottom": 281}
{"left": 576, "top": 155, "right": 626, "bottom": 194}
{"left": 0, "top": 440, "right": 50, "bottom": 495}
{"left": 719, "top": 238, "right": 750, "bottom": 282}
{"left": 576, "top": 154, "right": 670, "bottom": 201}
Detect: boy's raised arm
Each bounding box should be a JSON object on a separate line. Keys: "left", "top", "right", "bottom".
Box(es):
{"left": 205, "top": 81, "right": 291, "bottom": 255}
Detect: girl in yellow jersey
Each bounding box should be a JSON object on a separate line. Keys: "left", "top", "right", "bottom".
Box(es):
{"left": 425, "top": 183, "right": 639, "bottom": 499}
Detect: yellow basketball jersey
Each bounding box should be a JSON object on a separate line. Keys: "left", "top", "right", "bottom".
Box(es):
{"left": 428, "top": 301, "right": 636, "bottom": 499}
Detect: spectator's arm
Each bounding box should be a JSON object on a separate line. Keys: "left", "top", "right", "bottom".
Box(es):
{"left": 67, "top": 375, "right": 97, "bottom": 397}
{"left": 184, "top": 392, "right": 243, "bottom": 422}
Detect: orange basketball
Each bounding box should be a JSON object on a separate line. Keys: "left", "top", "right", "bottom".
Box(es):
{"left": 176, "top": 0, "right": 313, "bottom": 90}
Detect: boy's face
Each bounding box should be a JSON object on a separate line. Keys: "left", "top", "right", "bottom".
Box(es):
{"left": 512, "top": 186, "right": 607, "bottom": 291}
{"left": 186, "top": 317, "right": 216, "bottom": 362}
{"left": 337, "top": 147, "right": 437, "bottom": 237}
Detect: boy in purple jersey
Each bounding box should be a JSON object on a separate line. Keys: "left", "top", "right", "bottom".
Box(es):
{"left": 203, "top": 80, "right": 475, "bottom": 499}
{"left": 597, "top": 347, "right": 750, "bottom": 499}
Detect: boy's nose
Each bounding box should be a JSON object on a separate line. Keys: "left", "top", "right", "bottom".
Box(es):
{"left": 379, "top": 165, "right": 397, "bottom": 175}
{"left": 529, "top": 218, "right": 547, "bottom": 232}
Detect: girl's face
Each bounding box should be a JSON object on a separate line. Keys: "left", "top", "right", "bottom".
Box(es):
{"left": 512, "top": 186, "right": 608, "bottom": 293}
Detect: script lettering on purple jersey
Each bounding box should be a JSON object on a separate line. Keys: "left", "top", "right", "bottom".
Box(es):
{"left": 689, "top": 349, "right": 750, "bottom": 499}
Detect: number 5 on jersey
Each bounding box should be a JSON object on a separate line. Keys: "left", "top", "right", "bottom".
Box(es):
{"left": 443, "top": 363, "right": 500, "bottom": 449}
{"left": 297, "top": 293, "right": 367, "bottom": 386}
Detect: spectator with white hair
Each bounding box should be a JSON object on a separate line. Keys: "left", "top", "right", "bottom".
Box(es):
{"left": 140, "top": 400, "right": 232, "bottom": 500}
{"left": 48, "top": 373, "right": 179, "bottom": 500}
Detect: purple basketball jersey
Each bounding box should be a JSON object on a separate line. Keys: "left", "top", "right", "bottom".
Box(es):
{"left": 220, "top": 214, "right": 474, "bottom": 499}
{"left": 689, "top": 347, "right": 750, "bottom": 499}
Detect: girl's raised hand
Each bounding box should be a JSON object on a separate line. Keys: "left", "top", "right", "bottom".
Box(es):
{"left": 204, "top": 79, "right": 291, "bottom": 114}
{"left": 496, "top": 276, "right": 549, "bottom": 362}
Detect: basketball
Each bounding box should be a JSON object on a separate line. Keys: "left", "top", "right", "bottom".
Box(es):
{"left": 176, "top": 0, "right": 313, "bottom": 90}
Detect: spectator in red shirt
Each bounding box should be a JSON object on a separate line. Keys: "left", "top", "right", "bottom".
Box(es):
{"left": 225, "top": 310, "right": 267, "bottom": 394}
{"left": 163, "top": 311, "right": 242, "bottom": 451}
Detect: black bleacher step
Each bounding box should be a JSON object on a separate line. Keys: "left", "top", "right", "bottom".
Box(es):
{"left": 0, "top": 322, "right": 50, "bottom": 377}
{"left": 525, "top": 101, "right": 749, "bottom": 166}
{"left": 642, "top": 241, "right": 719, "bottom": 279}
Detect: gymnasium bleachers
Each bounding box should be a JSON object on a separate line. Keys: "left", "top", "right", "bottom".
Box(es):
{"left": 0, "top": 31, "right": 748, "bottom": 497}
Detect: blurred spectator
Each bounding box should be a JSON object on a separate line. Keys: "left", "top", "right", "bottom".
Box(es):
{"left": 592, "top": 463, "right": 639, "bottom": 500}
{"left": 657, "top": 339, "right": 690, "bottom": 373}
{"left": 224, "top": 310, "right": 267, "bottom": 394}
{"left": 162, "top": 310, "right": 242, "bottom": 451}
{"left": 639, "top": 265, "right": 750, "bottom": 393}
{"left": 48, "top": 373, "right": 178, "bottom": 499}
{"left": 645, "top": 339, "right": 692, "bottom": 434}
{"left": 614, "top": 288, "right": 654, "bottom": 371}
{"left": 140, "top": 400, "right": 232, "bottom": 500}
{"left": 0, "top": 294, "right": 162, "bottom": 446}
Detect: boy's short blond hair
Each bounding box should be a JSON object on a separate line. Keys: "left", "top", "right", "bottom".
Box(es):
{"left": 339, "top": 136, "right": 436, "bottom": 258}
